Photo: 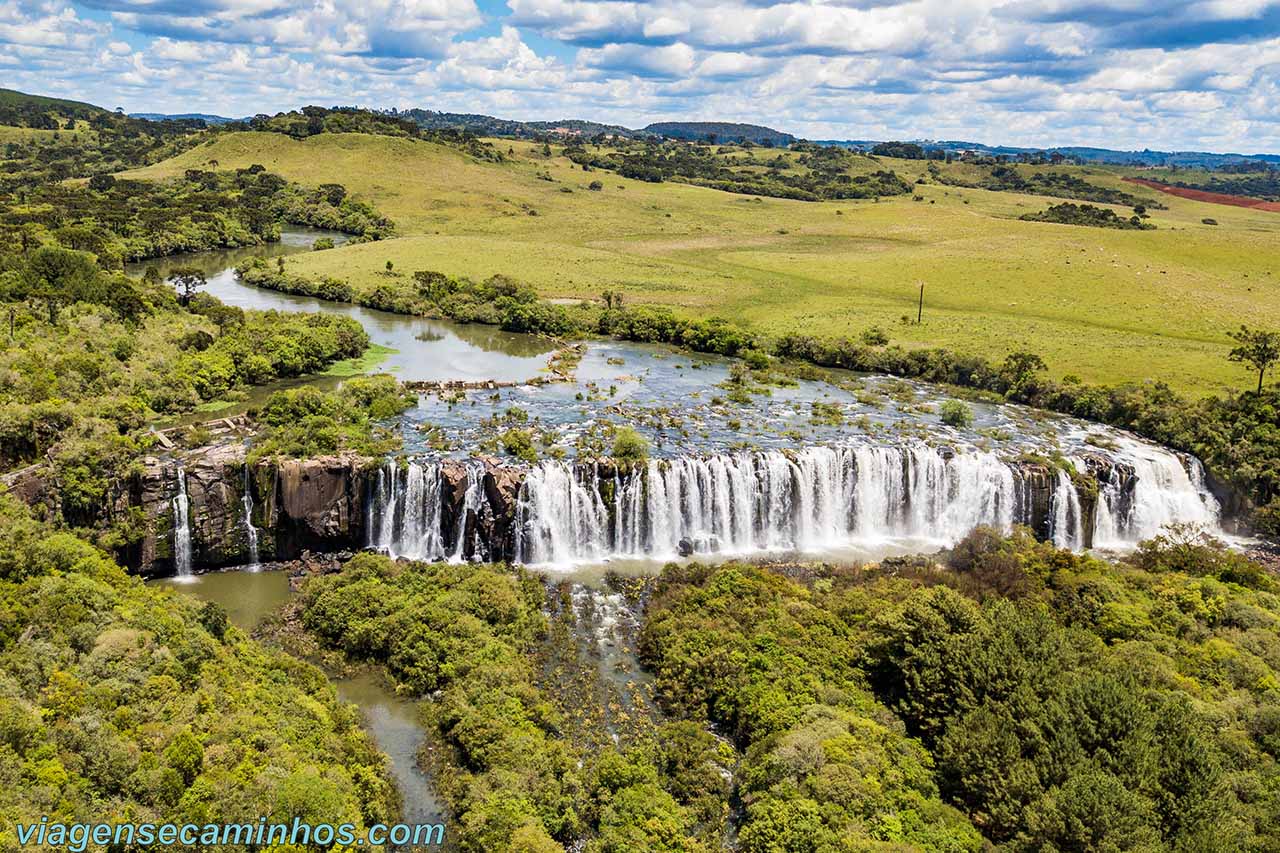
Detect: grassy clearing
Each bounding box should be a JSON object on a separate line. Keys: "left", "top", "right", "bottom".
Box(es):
{"left": 127, "top": 133, "right": 1280, "bottom": 395}
{"left": 322, "top": 342, "right": 396, "bottom": 376}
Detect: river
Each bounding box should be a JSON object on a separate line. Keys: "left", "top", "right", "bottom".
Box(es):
{"left": 127, "top": 227, "right": 556, "bottom": 383}
{"left": 155, "top": 569, "right": 450, "bottom": 830}
{"left": 142, "top": 227, "right": 1232, "bottom": 572}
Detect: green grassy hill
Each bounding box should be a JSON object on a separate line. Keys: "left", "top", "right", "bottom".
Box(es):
{"left": 127, "top": 132, "right": 1280, "bottom": 395}
{"left": 0, "top": 87, "right": 105, "bottom": 112}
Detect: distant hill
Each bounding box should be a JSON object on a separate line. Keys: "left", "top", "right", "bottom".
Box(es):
{"left": 644, "top": 121, "right": 794, "bottom": 145}
{"left": 5, "top": 85, "right": 1275, "bottom": 167}
{"left": 131, "top": 112, "right": 244, "bottom": 125}
{"left": 400, "top": 109, "right": 634, "bottom": 139}
{"left": 823, "top": 137, "right": 1280, "bottom": 169}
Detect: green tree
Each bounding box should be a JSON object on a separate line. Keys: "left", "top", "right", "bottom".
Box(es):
{"left": 1227, "top": 325, "right": 1280, "bottom": 394}
{"left": 18, "top": 245, "right": 100, "bottom": 323}
{"left": 168, "top": 267, "right": 206, "bottom": 307}
{"left": 1001, "top": 351, "right": 1048, "bottom": 398}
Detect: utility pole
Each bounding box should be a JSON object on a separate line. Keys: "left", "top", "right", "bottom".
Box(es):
{"left": 916, "top": 280, "right": 925, "bottom": 324}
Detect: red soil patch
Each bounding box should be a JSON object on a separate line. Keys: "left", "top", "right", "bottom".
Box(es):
{"left": 1124, "top": 177, "right": 1280, "bottom": 212}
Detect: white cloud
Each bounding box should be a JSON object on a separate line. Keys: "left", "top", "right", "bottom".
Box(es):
{"left": 0, "top": 0, "right": 1275, "bottom": 151}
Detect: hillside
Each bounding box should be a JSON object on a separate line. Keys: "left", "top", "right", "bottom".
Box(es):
{"left": 402, "top": 108, "right": 633, "bottom": 138}
{"left": 0, "top": 87, "right": 112, "bottom": 128}
{"left": 124, "top": 131, "right": 1280, "bottom": 395}
{"left": 827, "top": 138, "right": 1280, "bottom": 168}
{"left": 644, "top": 121, "right": 794, "bottom": 145}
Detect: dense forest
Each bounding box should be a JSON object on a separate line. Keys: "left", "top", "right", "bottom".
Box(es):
{"left": 0, "top": 492, "right": 401, "bottom": 852}
{"left": 290, "top": 524, "right": 1280, "bottom": 851}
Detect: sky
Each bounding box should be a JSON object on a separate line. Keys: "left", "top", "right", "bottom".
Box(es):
{"left": 3, "top": 0, "right": 1279, "bottom": 152}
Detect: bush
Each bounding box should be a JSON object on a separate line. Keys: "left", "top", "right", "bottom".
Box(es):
{"left": 860, "top": 326, "right": 890, "bottom": 346}
{"left": 501, "top": 428, "right": 537, "bottom": 463}
{"left": 611, "top": 426, "right": 649, "bottom": 463}
{"left": 939, "top": 399, "right": 974, "bottom": 428}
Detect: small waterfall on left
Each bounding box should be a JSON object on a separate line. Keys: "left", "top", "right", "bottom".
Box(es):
{"left": 172, "top": 464, "right": 193, "bottom": 578}
{"left": 240, "top": 464, "right": 260, "bottom": 569}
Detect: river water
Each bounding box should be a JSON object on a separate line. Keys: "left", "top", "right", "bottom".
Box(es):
{"left": 155, "top": 570, "right": 449, "bottom": 829}
{"left": 128, "top": 227, "right": 556, "bottom": 383}
{"left": 145, "top": 227, "right": 1232, "bottom": 571}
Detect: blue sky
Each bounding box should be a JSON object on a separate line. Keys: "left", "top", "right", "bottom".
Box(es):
{"left": 3, "top": 0, "right": 1279, "bottom": 151}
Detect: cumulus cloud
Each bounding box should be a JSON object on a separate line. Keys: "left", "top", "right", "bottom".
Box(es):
{"left": 0, "top": 0, "right": 1276, "bottom": 150}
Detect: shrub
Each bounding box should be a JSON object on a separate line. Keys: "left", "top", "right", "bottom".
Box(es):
{"left": 939, "top": 399, "right": 974, "bottom": 428}
{"left": 611, "top": 426, "right": 649, "bottom": 463}
{"left": 860, "top": 326, "right": 890, "bottom": 346}
{"left": 501, "top": 428, "right": 537, "bottom": 463}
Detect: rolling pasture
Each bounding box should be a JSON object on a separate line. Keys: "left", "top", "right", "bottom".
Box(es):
{"left": 129, "top": 132, "right": 1280, "bottom": 395}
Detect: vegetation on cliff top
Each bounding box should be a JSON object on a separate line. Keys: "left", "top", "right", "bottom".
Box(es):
{"left": 0, "top": 248, "right": 369, "bottom": 545}
{"left": 248, "top": 376, "right": 416, "bottom": 461}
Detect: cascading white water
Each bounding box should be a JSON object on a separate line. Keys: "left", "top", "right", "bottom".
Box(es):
{"left": 1090, "top": 439, "right": 1221, "bottom": 548}
{"left": 241, "top": 464, "right": 260, "bottom": 569}
{"left": 518, "top": 445, "right": 1027, "bottom": 567}
{"left": 364, "top": 439, "right": 1224, "bottom": 570}
{"left": 1051, "top": 468, "right": 1083, "bottom": 551}
{"left": 172, "top": 465, "right": 193, "bottom": 577}
{"left": 515, "top": 461, "right": 610, "bottom": 565}
{"left": 449, "top": 463, "right": 489, "bottom": 563}
{"left": 369, "top": 459, "right": 446, "bottom": 561}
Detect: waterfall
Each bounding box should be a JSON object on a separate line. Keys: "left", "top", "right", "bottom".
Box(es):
{"left": 515, "top": 461, "right": 610, "bottom": 565}
{"left": 368, "top": 459, "right": 446, "bottom": 561}
{"left": 449, "top": 463, "right": 488, "bottom": 563}
{"left": 361, "top": 439, "right": 1224, "bottom": 570}
{"left": 241, "top": 464, "right": 260, "bottom": 569}
{"left": 172, "top": 465, "right": 193, "bottom": 578}
{"left": 1091, "top": 440, "right": 1221, "bottom": 548}
{"left": 1051, "top": 468, "right": 1083, "bottom": 551}
{"left": 517, "top": 445, "right": 1026, "bottom": 567}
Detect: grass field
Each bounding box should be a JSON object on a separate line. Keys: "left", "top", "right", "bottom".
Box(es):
{"left": 126, "top": 132, "right": 1280, "bottom": 396}
{"left": 0, "top": 125, "right": 97, "bottom": 143}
